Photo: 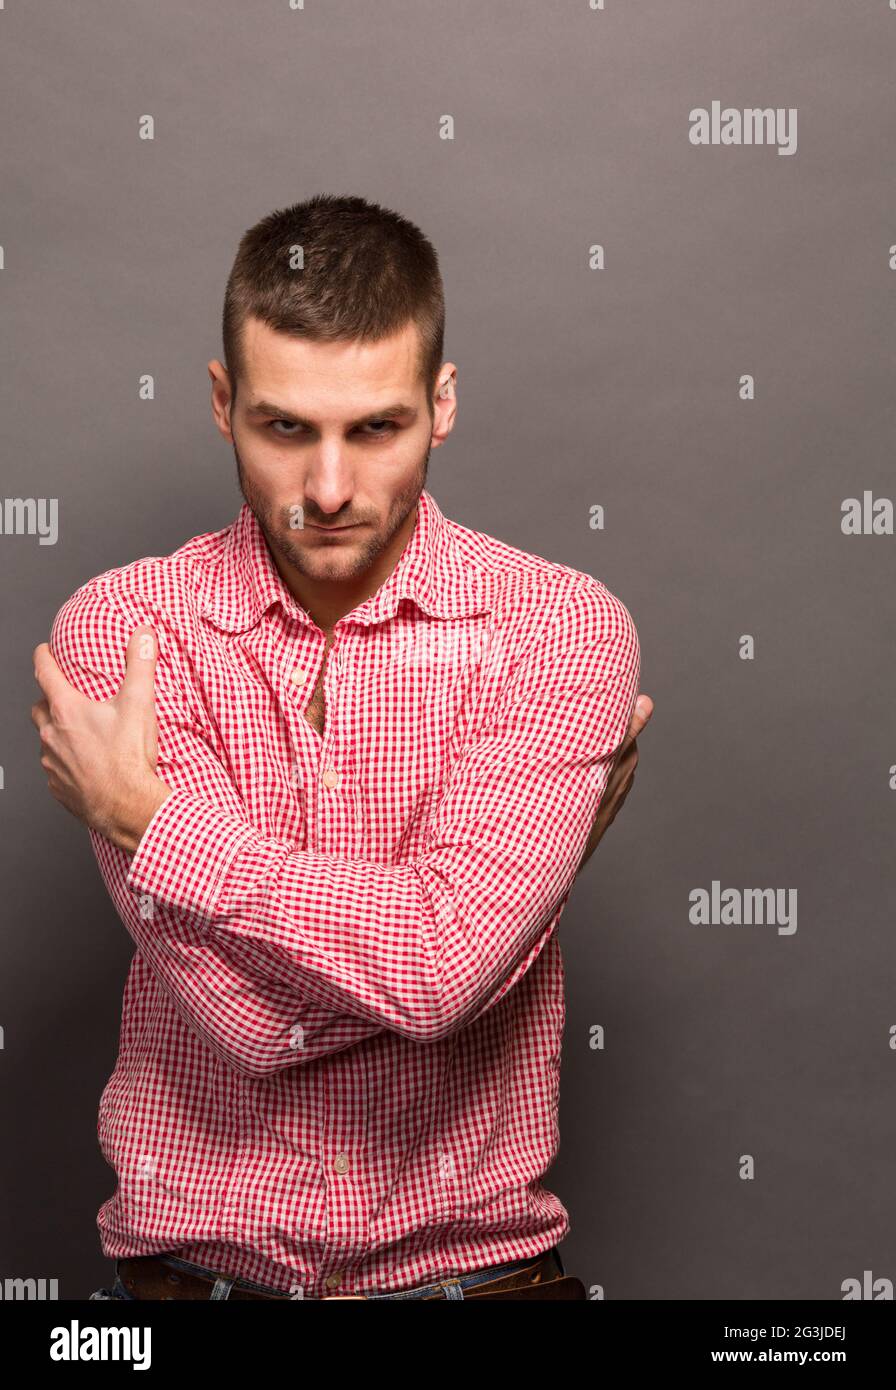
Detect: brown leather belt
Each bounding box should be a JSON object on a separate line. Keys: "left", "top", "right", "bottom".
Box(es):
{"left": 117, "top": 1251, "right": 586, "bottom": 1300}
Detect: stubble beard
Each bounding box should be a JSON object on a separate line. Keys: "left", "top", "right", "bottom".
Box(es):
{"left": 233, "top": 439, "right": 430, "bottom": 584}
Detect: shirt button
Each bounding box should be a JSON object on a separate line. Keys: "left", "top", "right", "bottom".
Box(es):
{"left": 322, "top": 767, "right": 340, "bottom": 789}
{"left": 289, "top": 667, "right": 303, "bottom": 685}
{"left": 325, "top": 1272, "right": 343, "bottom": 1290}
{"left": 333, "top": 1153, "right": 350, "bottom": 1174}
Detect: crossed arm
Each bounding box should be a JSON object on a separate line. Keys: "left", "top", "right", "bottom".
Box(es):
{"left": 34, "top": 580, "right": 643, "bottom": 1079}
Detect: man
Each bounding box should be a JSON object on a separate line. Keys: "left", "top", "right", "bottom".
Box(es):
{"left": 31, "top": 194, "right": 653, "bottom": 1301}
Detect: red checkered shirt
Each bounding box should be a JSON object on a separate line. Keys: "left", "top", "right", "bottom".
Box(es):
{"left": 50, "top": 487, "right": 640, "bottom": 1297}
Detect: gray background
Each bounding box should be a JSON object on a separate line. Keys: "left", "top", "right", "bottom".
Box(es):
{"left": 2, "top": 0, "right": 894, "bottom": 1300}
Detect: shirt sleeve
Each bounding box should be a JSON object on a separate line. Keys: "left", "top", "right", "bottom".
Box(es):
{"left": 122, "top": 578, "right": 642, "bottom": 1045}
{"left": 49, "top": 582, "right": 386, "bottom": 1079}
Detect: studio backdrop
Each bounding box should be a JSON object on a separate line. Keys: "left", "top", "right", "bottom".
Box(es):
{"left": 2, "top": 0, "right": 894, "bottom": 1300}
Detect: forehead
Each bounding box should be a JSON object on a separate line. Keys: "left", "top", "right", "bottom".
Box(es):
{"left": 238, "top": 315, "right": 425, "bottom": 405}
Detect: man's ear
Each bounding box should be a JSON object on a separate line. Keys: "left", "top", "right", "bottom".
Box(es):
{"left": 208, "top": 358, "right": 236, "bottom": 442}
{"left": 430, "top": 363, "right": 458, "bottom": 449}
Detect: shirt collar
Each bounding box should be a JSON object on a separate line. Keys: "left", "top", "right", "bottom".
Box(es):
{"left": 198, "top": 488, "right": 491, "bottom": 634}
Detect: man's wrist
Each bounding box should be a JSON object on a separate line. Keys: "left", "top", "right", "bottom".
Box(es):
{"left": 107, "top": 778, "right": 174, "bottom": 855}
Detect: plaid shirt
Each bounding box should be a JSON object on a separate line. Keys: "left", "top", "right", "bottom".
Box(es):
{"left": 50, "top": 488, "right": 640, "bottom": 1296}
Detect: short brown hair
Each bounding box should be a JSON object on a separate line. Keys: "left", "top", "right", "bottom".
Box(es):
{"left": 222, "top": 194, "right": 445, "bottom": 409}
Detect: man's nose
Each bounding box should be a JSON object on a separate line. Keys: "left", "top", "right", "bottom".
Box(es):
{"left": 301, "top": 448, "right": 357, "bottom": 518}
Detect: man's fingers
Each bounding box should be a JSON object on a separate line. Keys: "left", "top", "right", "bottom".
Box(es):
{"left": 30, "top": 699, "right": 51, "bottom": 731}
{"left": 118, "top": 626, "right": 159, "bottom": 707}
{"left": 32, "top": 642, "right": 71, "bottom": 703}
{"left": 582, "top": 704, "right": 647, "bottom": 866}
{"left": 615, "top": 693, "right": 654, "bottom": 758}
{"left": 627, "top": 694, "right": 653, "bottom": 740}
{"left": 609, "top": 734, "right": 639, "bottom": 780}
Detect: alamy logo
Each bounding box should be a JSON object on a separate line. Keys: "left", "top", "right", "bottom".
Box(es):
{"left": 1, "top": 1275, "right": 59, "bottom": 1299}
{"left": 841, "top": 1270, "right": 893, "bottom": 1300}
{"left": 50, "top": 1322, "right": 152, "bottom": 1369}
{"left": 841, "top": 491, "right": 894, "bottom": 535}
{"left": 0, "top": 497, "right": 58, "bottom": 545}
{"left": 689, "top": 881, "right": 797, "bottom": 935}
{"left": 689, "top": 102, "right": 797, "bottom": 156}
{"left": 392, "top": 626, "right": 483, "bottom": 668}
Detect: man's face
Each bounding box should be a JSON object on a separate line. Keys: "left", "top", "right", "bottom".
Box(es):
{"left": 209, "top": 315, "right": 456, "bottom": 588}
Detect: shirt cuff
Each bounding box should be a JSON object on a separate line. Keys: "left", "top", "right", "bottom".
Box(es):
{"left": 125, "top": 787, "right": 257, "bottom": 922}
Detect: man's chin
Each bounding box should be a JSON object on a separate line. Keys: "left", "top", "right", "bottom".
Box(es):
{"left": 275, "top": 537, "right": 369, "bottom": 578}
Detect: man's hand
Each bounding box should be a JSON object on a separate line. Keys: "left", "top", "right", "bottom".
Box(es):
{"left": 579, "top": 694, "right": 653, "bottom": 868}
{"left": 31, "top": 625, "right": 173, "bottom": 855}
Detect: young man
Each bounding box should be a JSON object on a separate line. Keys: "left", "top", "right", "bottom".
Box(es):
{"left": 32, "top": 194, "right": 651, "bottom": 1301}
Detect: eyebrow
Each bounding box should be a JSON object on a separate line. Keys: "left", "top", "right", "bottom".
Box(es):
{"left": 247, "top": 400, "right": 419, "bottom": 428}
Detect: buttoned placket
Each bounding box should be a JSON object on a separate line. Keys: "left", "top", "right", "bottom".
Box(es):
{"left": 285, "top": 619, "right": 370, "bottom": 1294}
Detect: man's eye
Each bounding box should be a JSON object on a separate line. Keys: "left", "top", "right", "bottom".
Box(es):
{"left": 266, "top": 419, "right": 396, "bottom": 437}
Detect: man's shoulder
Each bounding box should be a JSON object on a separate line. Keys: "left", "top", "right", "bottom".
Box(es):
{"left": 441, "top": 507, "right": 638, "bottom": 644}
{"left": 54, "top": 516, "right": 230, "bottom": 622}
{"left": 49, "top": 516, "right": 230, "bottom": 673}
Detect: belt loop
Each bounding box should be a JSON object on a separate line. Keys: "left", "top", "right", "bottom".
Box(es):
{"left": 209, "top": 1276, "right": 236, "bottom": 1300}
{"left": 442, "top": 1279, "right": 464, "bottom": 1301}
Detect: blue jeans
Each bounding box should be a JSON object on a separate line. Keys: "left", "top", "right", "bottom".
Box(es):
{"left": 89, "top": 1246, "right": 565, "bottom": 1301}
